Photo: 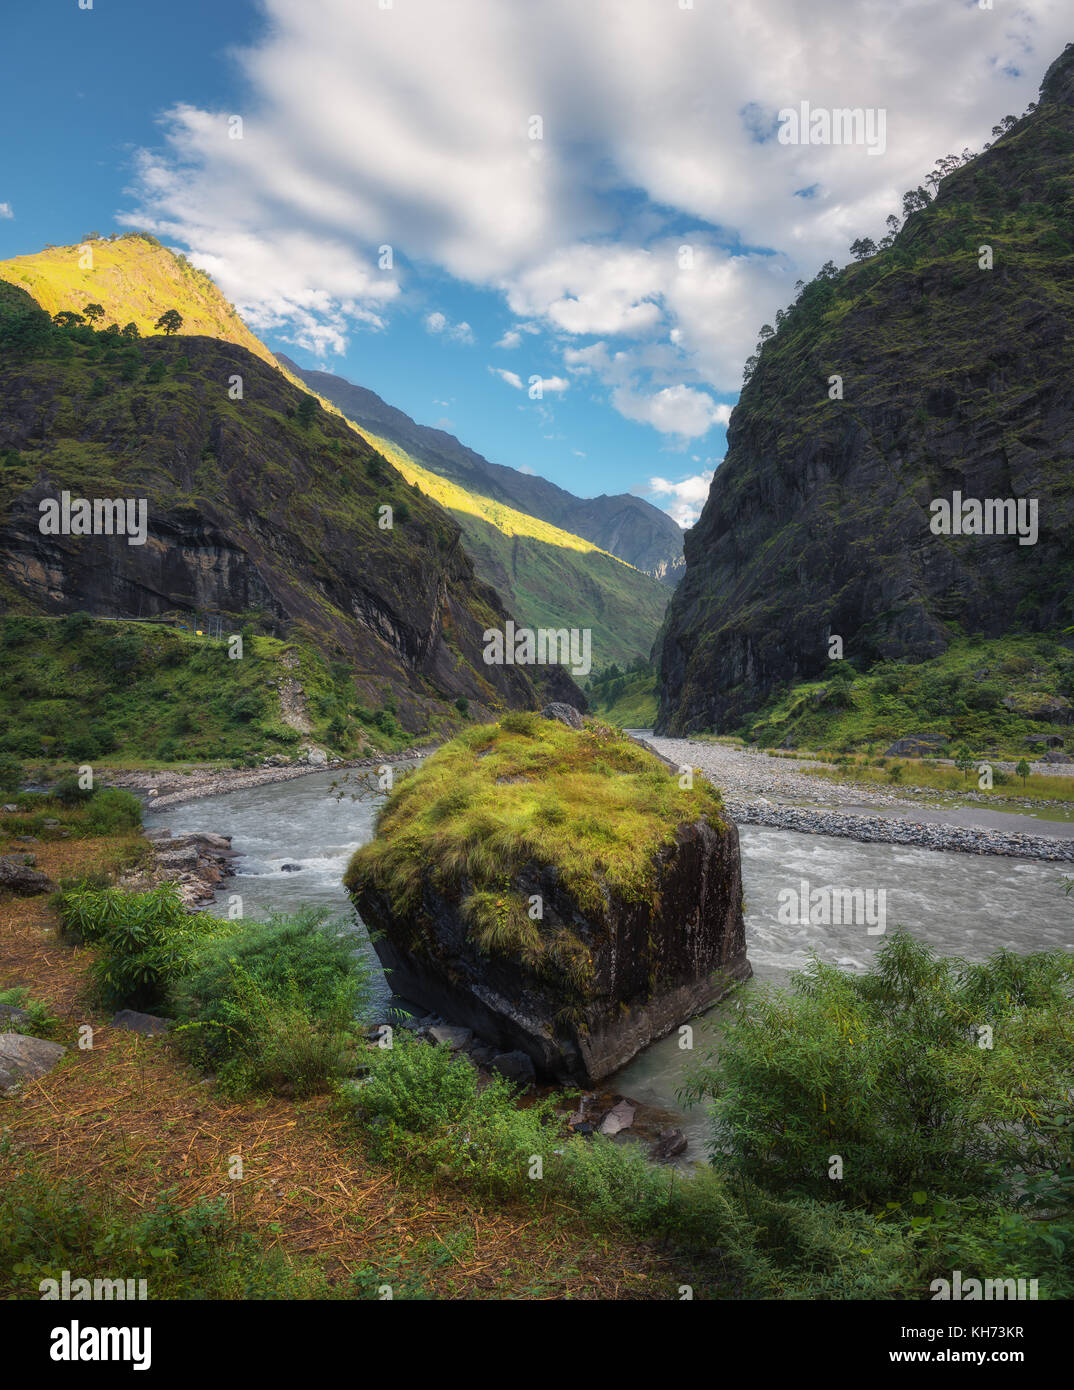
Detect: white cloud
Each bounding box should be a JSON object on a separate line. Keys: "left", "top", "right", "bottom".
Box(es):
{"left": 535, "top": 375, "right": 570, "bottom": 394}
{"left": 613, "top": 385, "right": 729, "bottom": 440}
{"left": 0, "top": 202, "right": 13, "bottom": 220}
{"left": 646, "top": 470, "right": 717, "bottom": 527}
{"left": 123, "top": 0, "right": 1068, "bottom": 404}
{"left": 489, "top": 366, "right": 524, "bottom": 390}
{"left": 425, "top": 309, "right": 474, "bottom": 343}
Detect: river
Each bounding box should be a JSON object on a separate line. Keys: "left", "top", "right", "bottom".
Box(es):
{"left": 149, "top": 762, "right": 1074, "bottom": 1158}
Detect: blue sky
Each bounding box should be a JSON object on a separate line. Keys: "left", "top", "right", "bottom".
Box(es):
{"left": 1, "top": 0, "right": 1064, "bottom": 523}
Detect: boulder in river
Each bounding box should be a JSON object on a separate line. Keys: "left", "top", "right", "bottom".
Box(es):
{"left": 346, "top": 713, "right": 750, "bottom": 1085}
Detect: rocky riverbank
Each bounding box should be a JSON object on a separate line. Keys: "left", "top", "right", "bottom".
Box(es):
{"left": 108, "top": 747, "right": 441, "bottom": 812}
{"left": 640, "top": 736, "right": 1074, "bottom": 863}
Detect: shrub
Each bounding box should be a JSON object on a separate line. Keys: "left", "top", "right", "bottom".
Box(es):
{"left": 83, "top": 787, "right": 142, "bottom": 834}
{"left": 0, "top": 755, "right": 22, "bottom": 793}
{"left": 55, "top": 884, "right": 219, "bottom": 1011}
{"left": 681, "top": 932, "right": 1074, "bottom": 1207}
{"left": 171, "top": 909, "right": 369, "bottom": 1097}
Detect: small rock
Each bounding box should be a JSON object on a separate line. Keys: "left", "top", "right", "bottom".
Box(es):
{"left": 652, "top": 1127, "right": 688, "bottom": 1160}
{"left": 1, "top": 803, "right": 18, "bottom": 813}
{"left": 469, "top": 1042, "right": 498, "bottom": 1067}
{"left": 426, "top": 1024, "right": 473, "bottom": 1051}
{"left": 572, "top": 1122, "right": 594, "bottom": 1137}
{"left": 540, "top": 703, "right": 585, "bottom": 731}
{"left": 491, "top": 1049, "right": 536, "bottom": 1086}
{"left": 0, "top": 1033, "right": 66, "bottom": 1093}
{"left": 280, "top": 863, "right": 303, "bottom": 873}
{"left": 0, "top": 1004, "right": 31, "bottom": 1027}
{"left": 598, "top": 1099, "right": 636, "bottom": 1136}
{"left": 111, "top": 1010, "right": 172, "bottom": 1037}
{"left": 0, "top": 857, "right": 57, "bottom": 896}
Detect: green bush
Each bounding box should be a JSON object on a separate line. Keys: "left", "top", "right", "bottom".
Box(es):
{"left": 171, "top": 908, "right": 369, "bottom": 1097}
{"left": 681, "top": 932, "right": 1074, "bottom": 1207}
{"left": 83, "top": 786, "right": 142, "bottom": 834}
{"left": 0, "top": 755, "right": 22, "bottom": 793}
{"left": 55, "top": 884, "right": 220, "bottom": 1011}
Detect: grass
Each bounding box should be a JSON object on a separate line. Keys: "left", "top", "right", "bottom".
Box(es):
{"left": 585, "top": 665, "right": 660, "bottom": 726}
{"left": 741, "top": 635, "right": 1074, "bottom": 761}
{"left": 0, "top": 613, "right": 413, "bottom": 770}
{"left": 364, "top": 432, "right": 669, "bottom": 669}
{"left": 345, "top": 712, "right": 724, "bottom": 985}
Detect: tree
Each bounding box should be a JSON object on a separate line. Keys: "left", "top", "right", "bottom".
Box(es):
{"left": 120, "top": 322, "right": 140, "bottom": 340}
{"left": 849, "top": 237, "right": 877, "bottom": 261}
{"left": 295, "top": 396, "right": 317, "bottom": 428}
{"left": 53, "top": 310, "right": 85, "bottom": 329}
{"left": 155, "top": 309, "right": 183, "bottom": 336}
{"left": 1015, "top": 758, "right": 1031, "bottom": 788}
{"left": 83, "top": 303, "right": 105, "bottom": 324}
{"left": 953, "top": 743, "right": 975, "bottom": 781}
{"left": 901, "top": 187, "right": 932, "bottom": 217}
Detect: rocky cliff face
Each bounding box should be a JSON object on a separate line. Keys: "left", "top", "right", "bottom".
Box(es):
{"left": 279, "top": 356, "right": 686, "bottom": 586}
{"left": 657, "top": 45, "right": 1074, "bottom": 734}
{"left": 0, "top": 292, "right": 580, "bottom": 728}
{"left": 345, "top": 716, "right": 749, "bottom": 1084}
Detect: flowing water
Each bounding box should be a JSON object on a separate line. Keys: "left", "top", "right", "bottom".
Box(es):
{"left": 150, "top": 767, "right": 1074, "bottom": 1157}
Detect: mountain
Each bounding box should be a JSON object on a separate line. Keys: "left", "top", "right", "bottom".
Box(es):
{"left": 277, "top": 356, "right": 686, "bottom": 585}
{"left": 657, "top": 43, "right": 1074, "bottom": 735}
{"left": 344, "top": 430, "right": 668, "bottom": 670}
{"left": 0, "top": 280, "right": 581, "bottom": 733}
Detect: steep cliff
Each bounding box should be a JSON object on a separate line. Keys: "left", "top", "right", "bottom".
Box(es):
{"left": 0, "top": 283, "right": 580, "bottom": 730}
{"left": 658, "top": 45, "right": 1074, "bottom": 734}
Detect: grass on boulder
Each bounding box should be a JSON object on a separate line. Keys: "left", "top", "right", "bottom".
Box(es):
{"left": 346, "top": 713, "right": 725, "bottom": 986}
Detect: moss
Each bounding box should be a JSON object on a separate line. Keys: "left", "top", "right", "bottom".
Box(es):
{"left": 346, "top": 716, "right": 725, "bottom": 983}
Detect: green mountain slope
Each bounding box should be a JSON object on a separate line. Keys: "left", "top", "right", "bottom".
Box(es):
{"left": 0, "top": 282, "right": 581, "bottom": 740}
{"left": 278, "top": 355, "right": 686, "bottom": 585}
{"left": 658, "top": 43, "right": 1074, "bottom": 736}
{"left": 361, "top": 432, "right": 668, "bottom": 669}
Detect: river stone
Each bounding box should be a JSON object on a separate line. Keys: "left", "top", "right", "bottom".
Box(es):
{"left": 0, "top": 1033, "right": 66, "bottom": 1092}
{"left": 1043, "top": 750, "right": 1073, "bottom": 764}
{"left": 652, "top": 1127, "right": 688, "bottom": 1160}
{"left": 598, "top": 1099, "right": 636, "bottom": 1135}
{"left": 490, "top": 1049, "right": 536, "bottom": 1086}
{"left": 352, "top": 814, "right": 750, "bottom": 1087}
{"left": 540, "top": 703, "right": 585, "bottom": 730}
{"left": 426, "top": 1024, "right": 472, "bottom": 1051}
{"left": 306, "top": 747, "right": 329, "bottom": 766}
{"left": 0, "top": 857, "right": 56, "bottom": 896}
{"left": 111, "top": 1010, "right": 172, "bottom": 1036}
{"left": 0, "top": 1003, "right": 31, "bottom": 1027}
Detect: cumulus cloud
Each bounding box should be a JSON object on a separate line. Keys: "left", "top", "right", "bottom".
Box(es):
{"left": 489, "top": 366, "right": 524, "bottom": 390}
{"left": 0, "top": 202, "right": 13, "bottom": 220}
{"left": 645, "top": 470, "right": 718, "bottom": 527}
{"left": 123, "top": 0, "right": 1066, "bottom": 413}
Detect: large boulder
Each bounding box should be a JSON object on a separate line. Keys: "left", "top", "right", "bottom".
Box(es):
{"left": 884, "top": 734, "right": 949, "bottom": 758}
{"left": 346, "top": 714, "right": 750, "bottom": 1084}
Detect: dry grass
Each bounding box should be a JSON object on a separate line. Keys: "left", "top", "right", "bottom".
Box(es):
{"left": 0, "top": 829, "right": 675, "bottom": 1300}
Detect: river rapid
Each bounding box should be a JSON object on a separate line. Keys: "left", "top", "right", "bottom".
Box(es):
{"left": 150, "top": 762, "right": 1074, "bottom": 1157}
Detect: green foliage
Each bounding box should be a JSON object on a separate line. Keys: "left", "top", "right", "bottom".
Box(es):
{"left": 682, "top": 933, "right": 1074, "bottom": 1211}
{"left": 170, "top": 908, "right": 369, "bottom": 1097}
{"left": 55, "top": 884, "right": 218, "bottom": 1011}
{"left": 0, "top": 1148, "right": 330, "bottom": 1300}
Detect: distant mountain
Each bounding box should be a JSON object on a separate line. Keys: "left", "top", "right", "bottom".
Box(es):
{"left": 362, "top": 430, "right": 669, "bottom": 670}
{"left": 657, "top": 44, "right": 1074, "bottom": 735}
{"left": 277, "top": 356, "right": 686, "bottom": 585}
